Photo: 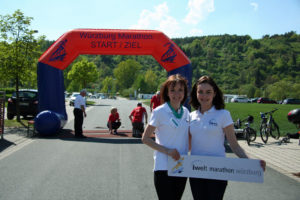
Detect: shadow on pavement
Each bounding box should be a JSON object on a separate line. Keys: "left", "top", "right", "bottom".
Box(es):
{"left": 0, "top": 139, "right": 15, "bottom": 152}
{"left": 36, "top": 129, "right": 144, "bottom": 144}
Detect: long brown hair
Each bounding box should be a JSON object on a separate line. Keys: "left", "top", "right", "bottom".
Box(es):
{"left": 190, "top": 75, "right": 225, "bottom": 110}
{"left": 160, "top": 74, "right": 188, "bottom": 105}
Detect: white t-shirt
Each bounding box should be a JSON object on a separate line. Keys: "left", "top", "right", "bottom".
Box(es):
{"left": 74, "top": 95, "right": 86, "bottom": 109}
{"left": 189, "top": 106, "right": 233, "bottom": 157}
{"left": 149, "top": 103, "right": 190, "bottom": 171}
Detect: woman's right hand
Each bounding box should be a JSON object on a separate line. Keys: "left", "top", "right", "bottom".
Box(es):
{"left": 260, "top": 160, "right": 266, "bottom": 171}
{"left": 167, "top": 149, "right": 180, "bottom": 161}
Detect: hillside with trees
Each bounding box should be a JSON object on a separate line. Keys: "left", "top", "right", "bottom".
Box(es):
{"left": 173, "top": 32, "right": 300, "bottom": 100}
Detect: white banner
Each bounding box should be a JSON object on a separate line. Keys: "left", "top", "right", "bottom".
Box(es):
{"left": 168, "top": 155, "right": 263, "bottom": 183}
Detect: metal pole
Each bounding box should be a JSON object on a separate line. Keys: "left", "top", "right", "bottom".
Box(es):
{"left": 0, "top": 91, "right": 5, "bottom": 140}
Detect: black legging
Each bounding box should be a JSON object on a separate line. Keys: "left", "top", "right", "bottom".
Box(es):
{"left": 73, "top": 108, "right": 83, "bottom": 136}
{"left": 154, "top": 170, "right": 187, "bottom": 200}
{"left": 132, "top": 122, "right": 144, "bottom": 133}
{"left": 189, "top": 178, "right": 227, "bottom": 200}
{"left": 107, "top": 121, "right": 121, "bottom": 130}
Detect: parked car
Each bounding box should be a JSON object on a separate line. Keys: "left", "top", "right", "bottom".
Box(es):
{"left": 231, "top": 97, "right": 249, "bottom": 103}
{"left": 250, "top": 98, "right": 259, "bottom": 103}
{"left": 69, "top": 92, "right": 80, "bottom": 106}
{"left": 257, "top": 97, "right": 277, "bottom": 104}
{"left": 7, "top": 89, "right": 38, "bottom": 120}
{"left": 89, "top": 95, "right": 97, "bottom": 99}
{"left": 282, "top": 98, "right": 300, "bottom": 104}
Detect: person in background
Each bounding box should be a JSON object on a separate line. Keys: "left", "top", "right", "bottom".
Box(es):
{"left": 189, "top": 75, "right": 266, "bottom": 200}
{"left": 150, "top": 91, "right": 161, "bottom": 112}
{"left": 129, "top": 102, "right": 148, "bottom": 138}
{"left": 73, "top": 89, "right": 87, "bottom": 138}
{"left": 107, "top": 107, "right": 121, "bottom": 135}
{"left": 142, "top": 74, "right": 190, "bottom": 200}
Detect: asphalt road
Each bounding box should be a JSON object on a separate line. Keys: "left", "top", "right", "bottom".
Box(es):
{"left": 0, "top": 98, "right": 299, "bottom": 200}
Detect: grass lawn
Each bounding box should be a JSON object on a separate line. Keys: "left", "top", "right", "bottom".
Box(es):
{"left": 226, "top": 103, "right": 299, "bottom": 136}
{"left": 4, "top": 119, "right": 30, "bottom": 128}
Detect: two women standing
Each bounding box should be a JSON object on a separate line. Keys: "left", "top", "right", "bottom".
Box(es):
{"left": 142, "top": 74, "right": 266, "bottom": 200}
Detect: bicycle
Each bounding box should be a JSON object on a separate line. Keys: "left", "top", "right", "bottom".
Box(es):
{"left": 259, "top": 108, "right": 280, "bottom": 144}
{"left": 234, "top": 115, "right": 256, "bottom": 145}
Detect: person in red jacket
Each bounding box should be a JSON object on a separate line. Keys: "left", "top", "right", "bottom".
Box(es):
{"left": 107, "top": 107, "right": 121, "bottom": 134}
{"left": 129, "top": 102, "right": 148, "bottom": 138}
{"left": 150, "top": 91, "right": 161, "bottom": 112}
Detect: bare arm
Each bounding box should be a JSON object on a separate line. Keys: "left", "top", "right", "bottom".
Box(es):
{"left": 224, "top": 124, "right": 249, "bottom": 158}
{"left": 108, "top": 121, "right": 113, "bottom": 134}
{"left": 129, "top": 115, "right": 132, "bottom": 122}
{"left": 142, "top": 124, "right": 180, "bottom": 160}
{"left": 80, "top": 105, "right": 86, "bottom": 117}
{"left": 224, "top": 124, "right": 266, "bottom": 171}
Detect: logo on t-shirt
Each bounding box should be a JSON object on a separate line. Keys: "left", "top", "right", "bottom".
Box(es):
{"left": 209, "top": 119, "right": 218, "bottom": 126}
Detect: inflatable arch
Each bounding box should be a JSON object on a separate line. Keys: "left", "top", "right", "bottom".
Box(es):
{"left": 36, "top": 29, "right": 192, "bottom": 135}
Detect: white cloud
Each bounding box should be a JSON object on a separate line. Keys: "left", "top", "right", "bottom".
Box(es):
{"left": 130, "top": 2, "right": 180, "bottom": 37}
{"left": 250, "top": 2, "right": 258, "bottom": 11}
{"left": 183, "top": 0, "right": 215, "bottom": 25}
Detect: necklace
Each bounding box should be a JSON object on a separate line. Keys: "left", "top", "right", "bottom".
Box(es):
{"left": 167, "top": 102, "right": 183, "bottom": 119}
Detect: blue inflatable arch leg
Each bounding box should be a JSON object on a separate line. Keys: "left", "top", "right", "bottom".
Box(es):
{"left": 35, "top": 62, "right": 67, "bottom": 135}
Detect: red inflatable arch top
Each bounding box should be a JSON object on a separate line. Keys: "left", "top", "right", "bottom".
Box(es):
{"left": 39, "top": 29, "right": 190, "bottom": 72}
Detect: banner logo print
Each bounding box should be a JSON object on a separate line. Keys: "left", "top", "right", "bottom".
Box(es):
{"left": 49, "top": 39, "right": 68, "bottom": 62}
{"left": 171, "top": 157, "right": 185, "bottom": 174}
{"left": 161, "top": 42, "right": 177, "bottom": 63}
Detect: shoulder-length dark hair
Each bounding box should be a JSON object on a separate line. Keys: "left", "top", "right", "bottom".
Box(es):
{"left": 189, "top": 75, "right": 225, "bottom": 110}
{"left": 160, "top": 74, "right": 188, "bottom": 105}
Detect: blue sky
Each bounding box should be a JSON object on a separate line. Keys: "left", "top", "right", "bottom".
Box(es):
{"left": 1, "top": 0, "right": 299, "bottom": 40}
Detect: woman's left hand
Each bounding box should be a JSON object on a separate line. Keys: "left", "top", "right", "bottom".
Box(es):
{"left": 260, "top": 160, "right": 266, "bottom": 171}
{"left": 167, "top": 149, "right": 180, "bottom": 161}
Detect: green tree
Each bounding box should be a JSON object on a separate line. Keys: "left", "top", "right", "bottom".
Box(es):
{"left": 190, "top": 39, "right": 204, "bottom": 57}
{"left": 101, "top": 76, "right": 115, "bottom": 94}
{"left": 133, "top": 74, "right": 147, "bottom": 93}
{"left": 268, "top": 80, "right": 293, "bottom": 100}
{"left": 144, "top": 69, "right": 158, "bottom": 93}
{"left": 0, "top": 10, "right": 39, "bottom": 121}
{"left": 292, "top": 83, "right": 300, "bottom": 98}
{"left": 240, "top": 84, "right": 256, "bottom": 98}
{"left": 67, "top": 58, "right": 99, "bottom": 89}
{"left": 113, "top": 59, "right": 141, "bottom": 90}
